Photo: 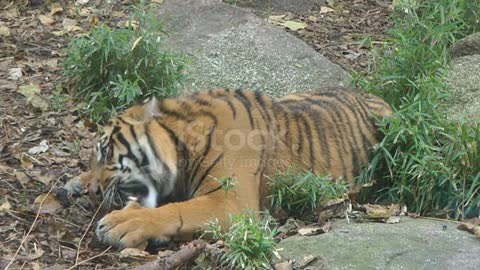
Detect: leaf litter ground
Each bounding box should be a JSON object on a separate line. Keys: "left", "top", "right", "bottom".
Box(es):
{"left": 0, "top": 0, "right": 392, "bottom": 269}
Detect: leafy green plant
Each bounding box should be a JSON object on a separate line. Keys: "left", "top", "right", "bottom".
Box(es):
{"left": 268, "top": 169, "right": 348, "bottom": 217}
{"left": 63, "top": 1, "right": 187, "bottom": 122}
{"left": 203, "top": 211, "right": 279, "bottom": 270}
{"left": 213, "top": 176, "right": 238, "bottom": 194}
{"left": 354, "top": 0, "right": 480, "bottom": 218}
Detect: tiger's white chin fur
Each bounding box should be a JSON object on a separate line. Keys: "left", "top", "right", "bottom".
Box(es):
{"left": 144, "top": 183, "right": 159, "bottom": 208}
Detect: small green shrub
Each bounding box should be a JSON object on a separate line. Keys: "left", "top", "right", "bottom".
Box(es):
{"left": 63, "top": 1, "right": 187, "bottom": 122}
{"left": 203, "top": 211, "right": 278, "bottom": 270}
{"left": 268, "top": 169, "right": 348, "bottom": 217}
{"left": 354, "top": 0, "right": 480, "bottom": 218}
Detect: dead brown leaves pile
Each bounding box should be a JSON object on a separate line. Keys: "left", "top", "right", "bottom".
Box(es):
{"left": 280, "top": 0, "right": 393, "bottom": 72}
{"left": 458, "top": 218, "right": 480, "bottom": 240}
{"left": 0, "top": 1, "right": 143, "bottom": 269}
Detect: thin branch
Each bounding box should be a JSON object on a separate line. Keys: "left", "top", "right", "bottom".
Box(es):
{"left": 4, "top": 176, "right": 63, "bottom": 270}
{"left": 133, "top": 240, "right": 207, "bottom": 270}
{"left": 74, "top": 199, "right": 105, "bottom": 266}
{"left": 67, "top": 246, "right": 112, "bottom": 270}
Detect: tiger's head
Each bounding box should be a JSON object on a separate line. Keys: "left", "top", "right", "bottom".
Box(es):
{"left": 64, "top": 98, "right": 179, "bottom": 211}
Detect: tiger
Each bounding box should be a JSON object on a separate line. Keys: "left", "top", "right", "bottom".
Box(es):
{"left": 64, "top": 87, "right": 392, "bottom": 250}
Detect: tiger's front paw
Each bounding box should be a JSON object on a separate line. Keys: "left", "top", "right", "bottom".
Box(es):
{"left": 95, "top": 208, "right": 175, "bottom": 250}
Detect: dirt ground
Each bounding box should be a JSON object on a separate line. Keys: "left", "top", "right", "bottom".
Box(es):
{"left": 0, "top": 0, "right": 391, "bottom": 269}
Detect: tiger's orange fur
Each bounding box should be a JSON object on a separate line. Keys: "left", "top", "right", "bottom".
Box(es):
{"left": 64, "top": 87, "right": 391, "bottom": 249}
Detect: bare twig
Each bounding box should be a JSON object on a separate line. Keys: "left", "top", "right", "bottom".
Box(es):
{"left": 67, "top": 246, "right": 112, "bottom": 270}
{"left": 5, "top": 210, "right": 29, "bottom": 224}
{"left": 4, "top": 176, "right": 62, "bottom": 270}
{"left": 133, "top": 240, "right": 207, "bottom": 270}
{"left": 73, "top": 199, "right": 105, "bottom": 266}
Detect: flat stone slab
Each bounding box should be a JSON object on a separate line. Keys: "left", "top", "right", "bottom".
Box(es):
{"left": 157, "top": 0, "right": 351, "bottom": 96}
{"left": 278, "top": 217, "right": 480, "bottom": 270}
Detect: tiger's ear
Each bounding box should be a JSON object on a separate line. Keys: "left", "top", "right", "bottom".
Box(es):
{"left": 123, "top": 96, "right": 161, "bottom": 121}
{"left": 144, "top": 96, "right": 161, "bottom": 118}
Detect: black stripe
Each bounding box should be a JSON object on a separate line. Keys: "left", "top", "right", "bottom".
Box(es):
{"left": 144, "top": 122, "right": 173, "bottom": 184}
{"left": 283, "top": 110, "right": 291, "bottom": 148}
{"left": 297, "top": 109, "right": 315, "bottom": 171}
{"left": 192, "top": 97, "right": 212, "bottom": 107}
{"left": 365, "top": 98, "right": 388, "bottom": 106}
{"left": 310, "top": 93, "right": 378, "bottom": 176}
{"left": 191, "top": 153, "right": 224, "bottom": 197}
{"left": 203, "top": 185, "right": 224, "bottom": 196}
{"left": 294, "top": 113, "right": 304, "bottom": 155}
{"left": 188, "top": 124, "right": 217, "bottom": 189}
{"left": 306, "top": 98, "right": 356, "bottom": 176}
{"left": 254, "top": 91, "right": 272, "bottom": 123}
{"left": 233, "top": 90, "right": 255, "bottom": 129}
{"left": 157, "top": 108, "right": 189, "bottom": 121}
{"left": 156, "top": 121, "right": 193, "bottom": 200}
{"left": 128, "top": 125, "right": 150, "bottom": 168}
{"left": 221, "top": 97, "right": 237, "bottom": 119}
{"left": 116, "top": 132, "right": 142, "bottom": 169}
{"left": 317, "top": 92, "right": 376, "bottom": 150}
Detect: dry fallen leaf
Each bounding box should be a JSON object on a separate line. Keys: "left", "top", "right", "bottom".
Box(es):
{"left": 320, "top": 6, "right": 335, "bottom": 13}
{"left": 29, "top": 95, "right": 50, "bottom": 111}
{"left": 298, "top": 255, "right": 317, "bottom": 268}
{"left": 28, "top": 140, "right": 49, "bottom": 155}
{"left": 49, "top": 5, "right": 64, "bottom": 16}
{"left": 119, "top": 248, "right": 150, "bottom": 258}
{"left": 32, "top": 194, "right": 62, "bottom": 214}
{"left": 268, "top": 14, "right": 307, "bottom": 31}
{"left": 62, "top": 18, "right": 82, "bottom": 32}
{"left": 76, "top": 0, "right": 90, "bottom": 5}
{"left": 458, "top": 218, "right": 480, "bottom": 239}
{"left": 78, "top": 7, "right": 93, "bottom": 17}
{"left": 37, "top": 174, "right": 54, "bottom": 186}
{"left": 51, "top": 30, "right": 65, "bottom": 36}
{"left": 39, "top": 15, "right": 56, "bottom": 26}
{"left": 44, "top": 59, "right": 58, "bottom": 68}
{"left": 18, "top": 84, "right": 41, "bottom": 98}
{"left": 0, "top": 163, "right": 14, "bottom": 174}
{"left": 27, "top": 247, "right": 45, "bottom": 260}
{"left": 274, "top": 261, "right": 293, "bottom": 270}
{"left": 8, "top": 68, "right": 22, "bottom": 80}
{"left": 15, "top": 171, "right": 31, "bottom": 185}
{"left": 88, "top": 15, "right": 99, "bottom": 27}
{"left": 318, "top": 198, "right": 349, "bottom": 223}
{"left": 0, "top": 199, "right": 12, "bottom": 215}
{"left": 21, "top": 153, "right": 34, "bottom": 169}
{"left": 283, "top": 21, "right": 307, "bottom": 31}
{"left": 474, "top": 226, "right": 480, "bottom": 239}
{"left": 298, "top": 226, "right": 322, "bottom": 236}
{"left": 31, "top": 262, "right": 41, "bottom": 270}
{"left": 364, "top": 203, "right": 394, "bottom": 218}
{"left": 298, "top": 221, "right": 331, "bottom": 236}
{"left": 385, "top": 216, "right": 401, "bottom": 224}
{"left": 0, "top": 26, "right": 10, "bottom": 36}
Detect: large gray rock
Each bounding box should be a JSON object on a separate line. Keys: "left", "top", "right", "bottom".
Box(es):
{"left": 224, "top": 0, "right": 325, "bottom": 14}
{"left": 449, "top": 32, "right": 480, "bottom": 59}
{"left": 157, "top": 0, "right": 351, "bottom": 96}
{"left": 278, "top": 217, "right": 480, "bottom": 270}
{"left": 443, "top": 54, "right": 480, "bottom": 122}
{"left": 442, "top": 33, "right": 480, "bottom": 122}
